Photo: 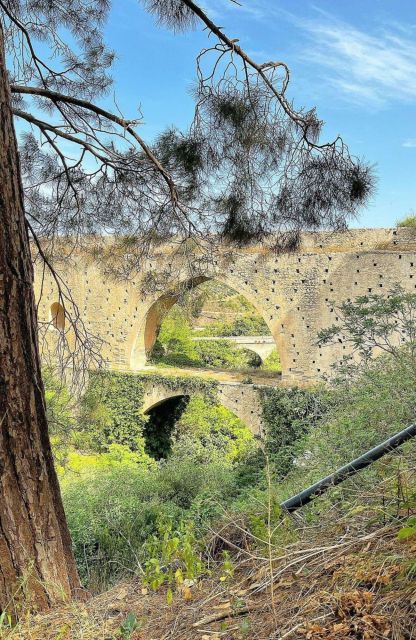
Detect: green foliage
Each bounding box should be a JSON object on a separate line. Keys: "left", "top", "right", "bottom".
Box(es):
{"left": 143, "top": 519, "right": 204, "bottom": 592}
{"left": 219, "top": 550, "right": 234, "bottom": 582}
{"left": 157, "top": 456, "right": 236, "bottom": 510}
{"left": 260, "top": 386, "right": 330, "bottom": 479}
{"left": 194, "top": 340, "right": 260, "bottom": 369}
{"left": 196, "top": 314, "right": 270, "bottom": 337}
{"left": 116, "top": 613, "right": 142, "bottom": 639}
{"left": 397, "top": 517, "right": 416, "bottom": 541}
{"left": 61, "top": 444, "right": 155, "bottom": 476}
{"left": 61, "top": 452, "right": 237, "bottom": 590}
{"left": 0, "top": 611, "right": 12, "bottom": 630}
{"left": 318, "top": 285, "right": 416, "bottom": 375}
{"left": 137, "top": 371, "right": 218, "bottom": 398}
{"left": 157, "top": 306, "right": 196, "bottom": 359}
{"left": 276, "top": 352, "right": 416, "bottom": 516}
{"left": 153, "top": 328, "right": 262, "bottom": 371}
{"left": 172, "top": 394, "right": 254, "bottom": 463}
{"left": 61, "top": 464, "right": 180, "bottom": 590}
{"left": 396, "top": 213, "right": 416, "bottom": 228}
{"left": 78, "top": 371, "right": 148, "bottom": 453}
{"left": 260, "top": 348, "right": 281, "bottom": 372}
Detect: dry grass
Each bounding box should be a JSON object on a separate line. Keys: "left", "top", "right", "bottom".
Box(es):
{"left": 2, "top": 517, "right": 415, "bottom": 640}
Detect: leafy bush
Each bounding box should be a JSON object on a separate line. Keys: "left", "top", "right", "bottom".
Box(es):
{"left": 78, "top": 371, "right": 147, "bottom": 453}
{"left": 260, "top": 348, "right": 281, "bottom": 372}
{"left": 143, "top": 519, "right": 205, "bottom": 595}
{"left": 318, "top": 285, "right": 416, "bottom": 376}
{"left": 152, "top": 332, "right": 262, "bottom": 370}
{"left": 396, "top": 213, "right": 416, "bottom": 228}
{"left": 273, "top": 351, "right": 416, "bottom": 519}
{"left": 61, "top": 451, "right": 236, "bottom": 590}
{"left": 172, "top": 394, "right": 255, "bottom": 463}
{"left": 195, "top": 314, "right": 270, "bottom": 337}
{"left": 61, "top": 464, "right": 179, "bottom": 590}
{"left": 157, "top": 306, "right": 196, "bottom": 358}
{"left": 194, "top": 339, "right": 260, "bottom": 369}
{"left": 260, "top": 386, "right": 330, "bottom": 479}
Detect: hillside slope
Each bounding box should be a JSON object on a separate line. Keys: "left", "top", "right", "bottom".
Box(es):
{"left": 5, "top": 514, "right": 415, "bottom": 639}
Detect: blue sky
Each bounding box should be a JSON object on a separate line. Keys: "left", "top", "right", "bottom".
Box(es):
{"left": 97, "top": 2, "right": 415, "bottom": 227}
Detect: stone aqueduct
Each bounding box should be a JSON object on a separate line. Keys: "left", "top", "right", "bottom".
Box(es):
{"left": 35, "top": 228, "right": 416, "bottom": 434}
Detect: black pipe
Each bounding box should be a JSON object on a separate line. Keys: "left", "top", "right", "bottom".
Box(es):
{"left": 281, "top": 422, "right": 416, "bottom": 513}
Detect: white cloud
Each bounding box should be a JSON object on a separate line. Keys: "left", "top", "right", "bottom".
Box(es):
{"left": 200, "top": 0, "right": 268, "bottom": 22}
{"left": 403, "top": 139, "right": 416, "bottom": 148}
{"left": 296, "top": 13, "right": 416, "bottom": 107}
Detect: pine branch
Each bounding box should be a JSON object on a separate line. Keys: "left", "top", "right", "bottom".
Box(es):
{"left": 11, "top": 84, "right": 180, "bottom": 202}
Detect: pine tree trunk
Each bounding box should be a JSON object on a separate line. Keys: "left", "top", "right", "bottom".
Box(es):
{"left": 0, "top": 25, "right": 83, "bottom": 614}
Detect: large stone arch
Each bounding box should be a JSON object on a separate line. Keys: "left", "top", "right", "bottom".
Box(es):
{"left": 130, "top": 276, "right": 209, "bottom": 369}
{"left": 128, "top": 270, "right": 284, "bottom": 371}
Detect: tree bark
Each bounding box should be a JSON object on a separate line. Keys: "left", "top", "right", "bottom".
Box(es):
{"left": 0, "top": 24, "right": 83, "bottom": 614}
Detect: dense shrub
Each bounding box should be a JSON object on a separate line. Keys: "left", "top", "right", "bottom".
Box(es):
{"left": 172, "top": 394, "right": 255, "bottom": 463}
{"left": 152, "top": 330, "right": 262, "bottom": 370}
{"left": 78, "top": 371, "right": 147, "bottom": 452}
{"left": 396, "top": 213, "right": 416, "bottom": 228}
{"left": 195, "top": 314, "right": 270, "bottom": 337}
{"left": 260, "top": 348, "right": 281, "bottom": 372}
{"left": 261, "top": 386, "right": 330, "bottom": 479}
{"left": 157, "top": 306, "right": 196, "bottom": 359}
{"left": 270, "top": 352, "right": 416, "bottom": 521}
{"left": 61, "top": 464, "right": 180, "bottom": 590}
{"left": 61, "top": 447, "right": 237, "bottom": 589}
{"left": 194, "top": 339, "right": 260, "bottom": 369}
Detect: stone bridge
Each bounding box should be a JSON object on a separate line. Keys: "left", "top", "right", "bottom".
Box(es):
{"left": 35, "top": 228, "right": 416, "bottom": 388}
{"left": 191, "top": 335, "right": 276, "bottom": 361}
{"left": 141, "top": 376, "right": 265, "bottom": 435}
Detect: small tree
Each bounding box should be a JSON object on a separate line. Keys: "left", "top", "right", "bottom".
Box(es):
{"left": 318, "top": 285, "right": 416, "bottom": 379}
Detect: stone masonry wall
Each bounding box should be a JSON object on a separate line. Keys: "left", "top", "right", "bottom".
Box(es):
{"left": 35, "top": 228, "right": 416, "bottom": 384}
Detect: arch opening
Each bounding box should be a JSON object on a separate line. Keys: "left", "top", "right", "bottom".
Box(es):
{"left": 50, "top": 302, "right": 65, "bottom": 330}
{"left": 143, "top": 394, "right": 190, "bottom": 460}
{"left": 142, "top": 390, "right": 256, "bottom": 462}
{"left": 133, "top": 278, "right": 281, "bottom": 375}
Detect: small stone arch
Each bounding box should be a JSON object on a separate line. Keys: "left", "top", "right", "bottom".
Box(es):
{"left": 142, "top": 390, "right": 190, "bottom": 414}
{"left": 141, "top": 380, "right": 263, "bottom": 435}
{"left": 50, "top": 301, "right": 65, "bottom": 330}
